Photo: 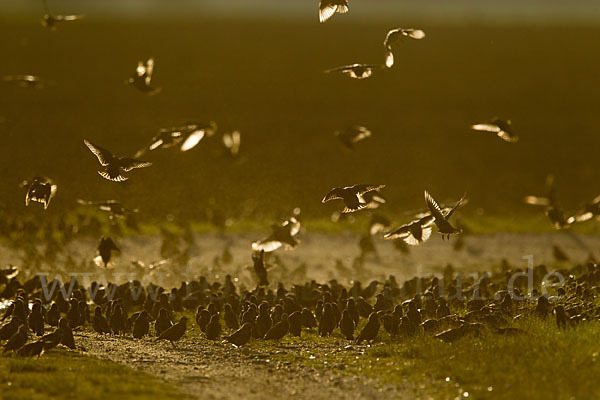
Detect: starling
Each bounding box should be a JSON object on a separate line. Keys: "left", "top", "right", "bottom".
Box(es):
{"left": 471, "top": 118, "right": 518, "bottom": 143}
{"left": 156, "top": 316, "right": 188, "bottom": 347}
{"left": 17, "top": 341, "right": 44, "bottom": 357}
{"left": 252, "top": 250, "right": 269, "bottom": 286}
{"left": 197, "top": 309, "right": 212, "bottom": 333}
{"left": 59, "top": 319, "right": 76, "bottom": 349}
{"left": 93, "top": 307, "right": 111, "bottom": 334}
{"left": 340, "top": 309, "right": 355, "bottom": 340}
{"left": 205, "top": 315, "right": 222, "bottom": 340}
{"left": 334, "top": 126, "right": 371, "bottom": 150}
{"left": 301, "top": 308, "right": 318, "bottom": 328}
{"left": 356, "top": 312, "right": 380, "bottom": 344}
{"left": 133, "top": 311, "right": 150, "bottom": 339}
{"left": 41, "top": 0, "right": 84, "bottom": 30}
{"left": 319, "top": 0, "right": 349, "bottom": 23}
{"left": 288, "top": 311, "right": 302, "bottom": 337}
{"left": 425, "top": 191, "right": 465, "bottom": 239}
{"left": 223, "top": 304, "right": 239, "bottom": 330}
{"left": 264, "top": 314, "right": 289, "bottom": 341}
{"left": 222, "top": 130, "right": 241, "bottom": 157}
{"left": 155, "top": 308, "right": 173, "bottom": 336}
{"left": 535, "top": 296, "right": 550, "bottom": 318}
{"left": 39, "top": 328, "right": 63, "bottom": 350}
{"left": 28, "top": 303, "right": 45, "bottom": 337}
{"left": 84, "top": 139, "right": 152, "bottom": 182}
{"left": 384, "top": 215, "right": 435, "bottom": 246}
{"left": 109, "top": 305, "right": 126, "bottom": 335}
{"left": 136, "top": 122, "right": 216, "bottom": 157}
{"left": 252, "top": 217, "right": 301, "bottom": 253}
{"left": 555, "top": 305, "right": 568, "bottom": 329}
{"left": 66, "top": 299, "right": 81, "bottom": 328}
{"left": 324, "top": 64, "right": 383, "bottom": 80}
{"left": 21, "top": 176, "right": 57, "bottom": 209}
{"left": 254, "top": 304, "right": 272, "bottom": 339}
{"left": 95, "top": 236, "right": 120, "bottom": 268}
{"left": 407, "top": 301, "right": 422, "bottom": 325}
{"left": 2, "top": 74, "right": 46, "bottom": 88}
{"left": 0, "top": 318, "right": 21, "bottom": 340}
{"left": 224, "top": 323, "right": 253, "bottom": 347}
{"left": 322, "top": 184, "right": 386, "bottom": 213}
{"left": 127, "top": 57, "right": 161, "bottom": 95}
{"left": 3, "top": 325, "right": 28, "bottom": 353}
{"left": 318, "top": 303, "right": 336, "bottom": 337}
{"left": 383, "top": 28, "right": 426, "bottom": 68}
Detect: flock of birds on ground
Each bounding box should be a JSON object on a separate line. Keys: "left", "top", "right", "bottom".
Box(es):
{"left": 1, "top": 0, "right": 600, "bottom": 359}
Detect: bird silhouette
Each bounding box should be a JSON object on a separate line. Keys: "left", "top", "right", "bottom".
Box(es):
{"left": 471, "top": 118, "right": 518, "bottom": 143}
{"left": 384, "top": 215, "right": 435, "bottom": 246}
{"left": 334, "top": 126, "right": 372, "bottom": 150}
{"left": 324, "top": 64, "right": 382, "bottom": 80}
{"left": 224, "top": 323, "right": 252, "bottom": 347}
{"left": 156, "top": 316, "right": 188, "bottom": 347}
{"left": 95, "top": 237, "right": 120, "bottom": 268}
{"left": 383, "top": 28, "right": 426, "bottom": 68}
{"left": 356, "top": 312, "right": 380, "bottom": 344}
{"left": 21, "top": 176, "right": 57, "bottom": 209}
{"left": 424, "top": 191, "right": 465, "bottom": 239}
{"left": 84, "top": 139, "right": 151, "bottom": 182}
{"left": 127, "top": 58, "right": 161, "bottom": 95}
{"left": 319, "top": 0, "right": 349, "bottom": 23}
{"left": 322, "top": 184, "right": 386, "bottom": 213}
{"left": 252, "top": 216, "right": 301, "bottom": 253}
{"left": 41, "top": 0, "right": 84, "bottom": 30}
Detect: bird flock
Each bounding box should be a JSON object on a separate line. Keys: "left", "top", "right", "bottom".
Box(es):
{"left": 1, "top": 0, "right": 599, "bottom": 360}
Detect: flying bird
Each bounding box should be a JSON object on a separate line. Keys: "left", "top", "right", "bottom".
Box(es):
{"left": 524, "top": 175, "right": 572, "bottom": 229}
{"left": 383, "top": 28, "right": 426, "bottom": 68}
{"left": 252, "top": 216, "right": 301, "bottom": 253}
{"left": 471, "top": 118, "right": 518, "bottom": 143}
{"left": 424, "top": 191, "right": 465, "bottom": 239}
{"left": 20, "top": 176, "right": 57, "bottom": 210}
{"left": 135, "top": 122, "right": 217, "bottom": 157}
{"left": 41, "top": 0, "right": 84, "bottom": 30}
{"left": 77, "top": 199, "right": 138, "bottom": 218}
{"left": 568, "top": 195, "right": 600, "bottom": 224}
{"left": 324, "top": 64, "right": 382, "bottom": 80}
{"left": 384, "top": 215, "right": 435, "bottom": 246}
{"left": 334, "top": 126, "right": 371, "bottom": 149}
{"left": 322, "top": 184, "right": 386, "bottom": 213}
{"left": 127, "top": 58, "right": 161, "bottom": 95}
{"left": 319, "top": 0, "right": 349, "bottom": 23}
{"left": 2, "top": 75, "right": 47, "bottom": 89}
{"left": 222, "top": 131, "right": 241, "bottom": 157}
{"left": 94, "top": 236, "right": 120, "bottom": 268}
{"left": 84, "top": 139, "right": 152, "bottom": 182}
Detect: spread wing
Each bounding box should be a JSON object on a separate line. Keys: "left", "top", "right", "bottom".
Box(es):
{"left": 322, "top": 187, "right": 345, "bottom": 203}
{"left": 84, "top": 139, "right": 112, "bottom": 166}
{"left": 354, "top": 184, "right": 385, "bottom": 196}
{"left": 384, "top": 224, "right": 410, "bottom": 240}
{"left": 119, "top": 157, "right": 152, "bottom": 172}
{"left": 471, "top": 123, "right": 500, "bottom": 133}
{"left": 180, "top": 129, "right": 205, "bottom": 152}
{"left": 424, "top": 190, "right": 446, "bottom": 222}
{"left": 523, "top": 196, "right": 551, "bottom": 206}
{"left": 252, "top": 239, "right": 283, "bottom": 253}
{"left": 319, "top": 2, "right": 337, "bottom": 23}
{"left": 445, "top": 194, "right": 466, "bottom": 220}
{"left": 497, "top": 130, "right": 519, "bottom": 143}
{"left": 56, "top": 14, "right": 84, "bottom": 21}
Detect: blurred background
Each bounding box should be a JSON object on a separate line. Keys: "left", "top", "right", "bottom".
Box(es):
{"left": 1, "top": 0, "right": 599, "bottom": 226}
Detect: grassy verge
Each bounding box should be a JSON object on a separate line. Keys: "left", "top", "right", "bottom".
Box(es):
{"left": 0, "top": 349, "right": 187, "bottom": 400}
{"left": 243, "top": 318, "right": 600, "bottom": 399}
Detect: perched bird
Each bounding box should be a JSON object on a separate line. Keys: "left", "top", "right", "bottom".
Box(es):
{"left": 92, "top": 307, "right": 111, "bottom": 334}
{"left": 324, "top": 64, "right": 382, "bottom": 80}
{"left": 135, "top": 122, "right": 217, "bottom": 157}
{"left": 94, "top": 237, "right": 120, "bottom": 268}
{"left": 288, "top": 311, "right": 302, "bottom": 337}
{"left": 340, "top": 309, "right": 355, "bottom": 340}
{"left": 127, "top": 58, "right": 161, "bottom": 95}
{"left": 322, "top": 184, "right": 386, "bottom": 213}
{"left": 133, "top": 311, "right": 150, "bottom": 339}
{"left": 334, "top": 126, "right": 372, "bottom": 150}
{"left": 223, "top": 304, "right": 239, "bottom": 330}
{"left": 555, "top": 306, "right": 568, "bottom": 329}
{"left": 21, "top": 176, "right": 57, "bottom": 209}
{"left": 2, "top": 75, "right": 46, "bottom": 88}
{"left": 224, "top": 323, "right": 252, "bottom": 347}
{"left": 28, "top": 303, "right": 45, "bottom": 337}
{"left": 0, "top": 318, "right": 22, "bottom": 340}
{"left": 59, "top": 319, "right": 76, "bottom": 349}
{"left": 384, "top": 215, "right": 435, "bottom": 246}
{"left": 318, "top": 303, "right": 336, "bottom": 337}
{"left": 264, "top": 313, "right": 289, "bottom": 341}
{"left": 424, "top": 191, "right": 465, "bottom": 239}
{"left": 205, "top": 315, "right": 222, "bottom": 340}
{"left": 319, "top": 0, "right": 349, "bottom": 23}
{"left": 252, "top": 217, "right": 301, "bottom": 252}
{"left": 196, "top": 309, "right": 212, "bottom": 333}
{"left": 38, "top": 328, "right": 63, "bottom": 351}
{"left": 3, "top": 325, "right": 28, "bottom": 353}
{"left": 383, "top": 28, "right": 426, "bottom": 68}
{"left": 471, "top": 118, "right": 518, "bottom": 143}
{"left": 156, "top": 316, "right": 188, "bottom": 347}
{"left": 252, "top": 250, "right": 269, "bottom": 286}
{"left": 84, "top": 139, "right": 152, "bottom": 182}
{"left": 222, "top": 131, "right": 241, "bottom": 157}
{"left": 356, "top": 312, "right": 380, "bottom": 344}
{"left": 41, "top": 0, "right": 84, "bottom": 30}
{"left": 17, "top": 341, "right": 45, "bottom": 357}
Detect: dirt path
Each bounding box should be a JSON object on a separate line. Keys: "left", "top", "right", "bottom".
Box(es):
{"left": 76, "top": 331, "right": 401, "bottom": 400}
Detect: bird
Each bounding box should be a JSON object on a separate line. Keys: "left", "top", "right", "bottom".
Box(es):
{"left": 324, "top": 64, "right": 382, "bottom": 80}
{"left": 356, "top": 312, "right": 380, "bottom": 344}
{"left": 319, "top": 0, "right": 349, "bottom": 23}
{"left": 340, "top": 309, "right": 355, "bottom": 340}
{"left": 205, "top": 315, "right": 222, "bottom": 340}
{"left": 252, "top": 250, "right": 269, "bottom": 286}
{"left": 384, "top": 215, "right": 435, "bottom": 246}
{"left": 77, "top": 199, "right": 138, "bottom": 219}
{"left": 383, "top": 28, "right": 426, "bottom": 68}
{"left": 224, "top": 323, "right": 252, "bottom": 347}
{"left": 523, "top": 175, "right": 572, "bottom": 229}
{"left": 155, "top": 308, "right": 173, "bottom": 336}
{"left": 41, "top": 0, "right": 84, "bottom": 30}
{"left": 20, "top": 176, "right": 57, "bottom": 209}
{"left": 322, "top": 184, "right": 386, "bottom": 213}
{"left": 59, "top": 319, "right": 76, "bottom": 349}
{"left": 318, "top": 303, "right": 336, "bottom": 337}
{"left": 38, "top": 328, "right": 63, "bottom": 351}
{"left": 17, "top": 341, "right": 45, "bottom": 357}
{"left": 133, "top": 311, "right": 150, "bottom": 339}
{"left": 334, "top": 126, "right": 372, "bottom": 150}
{"left": 92, "top": 307, "right": 111, "bottom": 334}
{"left": 94, "top": 237, "right": 120, "bottom": 268}
{"left": 28, "top": 303, "right": 45, "bottom": 336}
{"left": 127, "top": 58, "right": 161, "bottom": 95}
{"left": 424, "top": 191, "right": 465, "bottom": 239}
{"left": 264, "top": 313, "right": 289, "bottom": 341}
{"left": 223, "top": 304, "right": 239, "bottom": 330}
{"left": 135, "top": 122, "right": 217, "bottom": 157}
{"left": 222, "top": 131, "right": 241, "bottom": 157}
{"left": 156, "top": 316, "right": 188, "bottom": 347}
{"left": 252, "top": 216, "right": 301, "bottom": 252}
{"left": 568, "top": 195, "right": 600, "bottom": 224}
{"left": 3, "top": 325, "right": 28, "bottom": 353}
{"left": 2, "top": 75, "right": 47, "bottom": 88}
{"left": 471, "top": 118, "right": 518, "bottom": 143}
{"left": 84, "top": 139, "right": 151, "bottom": 182}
